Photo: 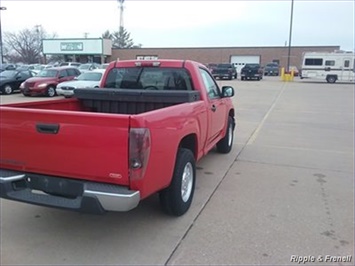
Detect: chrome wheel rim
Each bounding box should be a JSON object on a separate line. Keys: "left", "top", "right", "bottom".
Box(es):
{"left": 4, "top": 85, "right": 12, "bottom": 94}
{"left": 48, "top": 87, "right": 55, "bottom": 97}
{"left": 181, "top": 162, "right": 193, "bottom": 202}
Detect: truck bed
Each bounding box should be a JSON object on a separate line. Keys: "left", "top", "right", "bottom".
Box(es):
{"left": 0, "top": 88, "right": 202, "bottom": 184}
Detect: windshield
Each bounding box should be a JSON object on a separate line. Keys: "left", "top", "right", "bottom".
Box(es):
{"left": 37, "top": 69, "right": 58, "bottom": 77}
{"left": 17, "top": 66, "right": 29, "bottom": 71}
{"left": 33, "top": 65, "right": 45, "bottom": 70}
{"left": 77, "top": 72, "right": 102, "bottom": 81}
{"left": 79, "top": 64, "right": 91, "bottom": 70}
{"left": 245, "top": 64, "right": 260, "bottom": 68}
{"left": 0, "top": 70, "right": 17, "bottom": 78}
{"left": 217, "top": 64, "right": 233, "bottom": 68}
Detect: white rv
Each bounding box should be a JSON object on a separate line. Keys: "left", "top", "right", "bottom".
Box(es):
{"left": 301, "top": 51, "right": 354, "bottom": 83}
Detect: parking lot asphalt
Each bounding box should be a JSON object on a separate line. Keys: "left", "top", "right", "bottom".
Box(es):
{"left": 0, "top": 77, "right": 354, "bottom": 265}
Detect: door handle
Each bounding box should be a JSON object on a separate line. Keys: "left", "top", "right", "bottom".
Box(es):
{"left": 36, "top": 123, "right": 60, "bottom": 134}
{"left": 211, "top": 105, "right": 217, "bottom": 112}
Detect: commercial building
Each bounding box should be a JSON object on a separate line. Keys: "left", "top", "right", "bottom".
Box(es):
{"left": 110, "top": 45, "right": 340, "bottom": 70}
{"left": 41, "top": 38, "right": 340, "bottom": 69}
{"left": 42, "top": 38, "right": 112, "bottom": 64}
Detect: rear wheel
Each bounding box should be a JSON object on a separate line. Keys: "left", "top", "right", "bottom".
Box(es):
{"left": 159, "top": 148, "right": 196, "bottom": 216}
{"left": 46, "top": 85, "right": 56, "bottom": 97}
{"left": 326, "top": 75, "right": 337, "bottom": 83}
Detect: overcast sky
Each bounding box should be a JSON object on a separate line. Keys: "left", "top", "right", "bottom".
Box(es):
{"left": 1, "top": 0, "right": 354, "bottom": 51}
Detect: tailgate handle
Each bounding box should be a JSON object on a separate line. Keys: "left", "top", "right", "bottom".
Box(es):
{"left": 36, "top": 123, "right": 60, "bottom": 134}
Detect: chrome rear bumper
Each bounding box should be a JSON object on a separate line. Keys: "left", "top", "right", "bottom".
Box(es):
{"left": 0, "top": 169, "right": 140, "bottom": 214}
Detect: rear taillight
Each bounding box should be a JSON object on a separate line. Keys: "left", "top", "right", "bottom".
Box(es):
{"left": 129, "top": 128, "right": 151, "bottom": 180}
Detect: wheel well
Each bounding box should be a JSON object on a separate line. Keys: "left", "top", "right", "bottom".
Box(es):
{"left": 47, "top": 84, "right": 56, "bottom": 88}
{"left": 179, "top": 134, "right": 197, "bottom": 159}
{"left": 228, "top": 109, "right": 235, "bottom": 118}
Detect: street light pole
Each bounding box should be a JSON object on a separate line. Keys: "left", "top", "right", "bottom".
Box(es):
{"left": 0, "top": 6, "right": 7, "bottom": 64}
{"left": 286, "top": 0, "right": 294, "bottom": 73}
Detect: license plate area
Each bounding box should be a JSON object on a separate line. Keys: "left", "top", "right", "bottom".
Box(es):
{"left": 12, "top": 174, "right": 83, "bottom": 199}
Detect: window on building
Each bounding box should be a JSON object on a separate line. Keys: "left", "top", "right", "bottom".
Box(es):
{"left": 325, "top": 60, "right": 335, "bottom": 66}
{"left": 305, "top": 58, "right": 323, "bottom": 66}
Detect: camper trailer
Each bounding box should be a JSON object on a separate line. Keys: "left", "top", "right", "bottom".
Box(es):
{"left": 301, "top": 51, "right": 354, "bottom": 83}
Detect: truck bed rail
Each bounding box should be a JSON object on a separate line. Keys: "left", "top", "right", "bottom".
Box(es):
{"left": 74, "top": 88, "right": 201, "bottom": 114}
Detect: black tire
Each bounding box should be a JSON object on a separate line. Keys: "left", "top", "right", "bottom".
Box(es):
{"left": 3, "top": 84, "right": 13, "bottom": 95}
{"left": 216, "top": 116, "right": 234, "bottom": 154}
{"left": 241, "top": 77, "right": 245, "bottom": 81}
{"left": 159, "top": 148, "right": 196, "bottom": 216}
{"left": 326, "top": 75, "right": 337, "bottom": 83}
{"left": 46, "top": 85, "right": 56, "bottom": 97}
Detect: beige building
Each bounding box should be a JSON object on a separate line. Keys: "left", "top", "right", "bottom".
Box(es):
{"left": 109, "top": 45, "right": 340, "bottom": 69}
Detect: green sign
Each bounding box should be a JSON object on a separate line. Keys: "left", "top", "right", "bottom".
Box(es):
{"left": 60, "top": 42, "right": 83, "bottom": 51}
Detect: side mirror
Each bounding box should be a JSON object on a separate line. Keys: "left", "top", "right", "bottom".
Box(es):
{"left": 221, "top": 86, "right": 234, "bottom": 98}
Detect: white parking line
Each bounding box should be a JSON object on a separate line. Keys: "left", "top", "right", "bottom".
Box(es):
{"left": 246, "top": 82, "right": 288, "bottom": 145}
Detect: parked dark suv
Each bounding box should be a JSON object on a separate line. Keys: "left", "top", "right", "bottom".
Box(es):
{"left": 241, "top": 64, "right": 263, "bottom": 81}
{"left": 263, "top": 63, "right": 280, "bottom": 76}
{"left": 211, "top": 63, "right": 237, "bottom": 80}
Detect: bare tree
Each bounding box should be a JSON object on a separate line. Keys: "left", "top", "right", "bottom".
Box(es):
{"left": 3, "top": 26, "right": 56, "bottom": 64}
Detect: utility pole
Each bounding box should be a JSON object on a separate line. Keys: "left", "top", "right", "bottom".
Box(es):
{"left": 0, "top": 6, "right": 7, "bottom": 64}
{"left": 84, "top": 32, "right": 89, "bottom": 38}
{"left": 118, "top": 0, "right": 124, "bottom": 31}
{"left": 35, "top": 24, "right": 41, "bottom": 64}
{"left": 287, "top": 0, "right": 294, "bottom": 72}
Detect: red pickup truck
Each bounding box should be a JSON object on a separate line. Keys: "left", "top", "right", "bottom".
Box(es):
{"left": 0, "top": 59, "right": 235, "bottom": 216}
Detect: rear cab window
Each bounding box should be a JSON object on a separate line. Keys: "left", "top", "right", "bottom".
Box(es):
{"left": 103, "top": 67, "right": 194, "bottom": 91}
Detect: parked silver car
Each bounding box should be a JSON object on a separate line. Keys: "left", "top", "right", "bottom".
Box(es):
{"left": 78, "top": 63, "right": 100, "bottom": 73}
{"left": 56, "top": 69, "right": 105, "bottom": 98}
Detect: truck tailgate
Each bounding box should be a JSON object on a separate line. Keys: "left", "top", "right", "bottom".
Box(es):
{"left": 0, "top": 107, "right": 130, "bottom": 185}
